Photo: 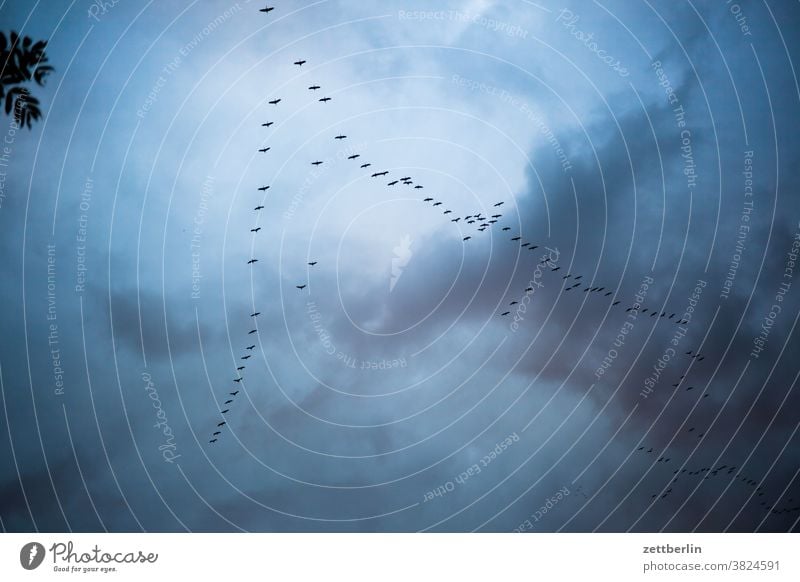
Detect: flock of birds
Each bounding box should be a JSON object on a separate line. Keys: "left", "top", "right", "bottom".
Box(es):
{"left": 202, "top": 4, "right": 799, "bottom": 529}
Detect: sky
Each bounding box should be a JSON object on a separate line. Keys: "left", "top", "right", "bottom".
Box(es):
{"left": 1, "top": 0, "right": 799, "bottom": 532}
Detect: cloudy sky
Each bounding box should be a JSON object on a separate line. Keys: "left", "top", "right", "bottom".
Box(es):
{"left": 1, "top": 0, "right": 799, "bottom": 532}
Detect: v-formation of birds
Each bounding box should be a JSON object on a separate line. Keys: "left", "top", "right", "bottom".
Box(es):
{"left": 204, "top": 5, "right": 800, "bottom": 523}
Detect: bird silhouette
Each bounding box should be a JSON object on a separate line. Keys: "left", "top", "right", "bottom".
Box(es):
{"left": 258, "top": 186, "right": 269, "bottom": 191}
{"left": 247, "top": 259, "right": 258, "bottom": 264}
{"left": 221, "top": 409, "right": 230, "bottom": 414}
{"left": 293, "top": 60, "right": 306, "bottom": 66}
{"left": 246, "top": 345, "right": 255, "bottom": 350}
{"left": 360, "top": 163, "right": 371, "bottom": 168}
{"left": 308, "top": 261, "right": 317, "bottom": 266}
{"left": 268, "top": 98, "right": 281, "bottom": 105}
{"left": 248, "top": 329, "right": 257, "bottom": 335}
{"left": 388, "top": 180, "right": 398, "bottom": 186}
{"left": 229, "top": 391, "right": 239, "bottom": 396}
{"left": 500, "top": 311, "right": 510, "bottom": 316}
{"left": 261, "top": 122, "right": 273, "bottom": 127}
{"left": 334, "top": 135, "right": 346, "bottom": 140}
{"left": 371, "top": 171, "right": 388, "bottom": 177}
{"left": 258, "top": 147, "right": 270, "bottom": 153}
{"left": 209, "top": 438, "right": 217, "bottom": 443}
{"left": 250, "top": 227, "right": 261, "bottom": 233}
{"left": 241, "top": 355, "right": 251, "bottom": 360}
{"left": 254, "top": 205, "right": 264, "bottom": 210}
{"left": 423, "top": 197, "right": 433, "bottom": 202}
{"left": 308, "top": 85, "right": 321, "bottom": 90}
{"left": 296, "top": 284, "right": 307, "bottom": 290}
{"left": 217, "top": 421, "right": 226, "bottom": 427}
{"left": 433, "top": 202, "right": 442, "bottom": 206}
{"left": 348, "top": 154, "right": 360, "bottom": 159}
{"left": 494, "top": 202, "right": 504, "bottom": 207}
{"left": 319, "top": 97, "right": 331, "bottom": 102}
{"left": 311, "top": 160, "right": 323, "bottom": 166}
{"left": 259, "top": 6, "right": 274, "bottom": 12}
{"left": 250, "top": 312, "right": 260, "bottom": 317}
{"left": 463, "top": 236, "right": 471, "bottom": 241}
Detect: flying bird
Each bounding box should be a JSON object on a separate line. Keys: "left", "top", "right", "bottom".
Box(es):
{"left": 217, "top": 421, "right": 226, "bottom": 427}
{"left": 293, "top": 60, "right": 307, "bottom": 66}
{"left": 360, "top": 163, "right": 371, "bottom": 168}
{"left": 463, "top": 236, "right": 471, "bottom": 241}
{"left": 443, "top": 210, "right": 452, "bottom": 214}
{"left": 494, "top": 202, "right": 504, "bottom": 207}
{"left": 319, "top": 97, "right": 331, "bottom": 102}
{"left": 221, "top": 409, "right": 229, "bottom": 414}
{"left": 258, "top": 147, "right": 270, "bottom": 153}
{"left": 414, "top": 185, "right": 423, "bottom": 189}
{"left": 236, "top": 366, "right": 245, "bottom": 371}
{"left": 209, "top": 439, "right": 217, "bottom": 443}
{"left": 311, "top": 160, "right": 323, "bottom": 166}
{"left": 371, "top": 171, "right": 388, "bottom": 177}
{"left": 261, "top": 122, "right": 273, "bottom": 127}
{"left": 334, "top": 135, "right": 347, "bottom": 140}
{"left": 348, "top": 154, "right": 360, "bottom": 159}
{"left": 433, "top": 202, "right": 442, "bottom": 206}
{"left": 268, "top": 98, "right": 281, "bottom": 105}
{"left": 250, "top": 227, "right": 261, "bottom": 233}
{"left": 241, "top": 355, "right": 251, "bottom": 360}
{"left": 308, "top": 261, "right": 317, "bottom": 266}
{"left": 500, "top": 311, "right": 510, "bottom": 316}
{"left": 250, "top": 312, "right": 260, "bottom": 317}
{"left": 247, "top": 259, "right": 258, "bottom": 264}
{"left": 308, "top": 85, "right": 321, "bottom": 90}
{"left": 259, "top": 6, "right": 274, "bottom": 12}
{"left": 296, "top": 284, "right": 307, "bottom": 290}
{"left": 248, "top": 329, "right": 257, "bottom": 335}
{"left": 246, "top": 345, "right": 255, "bottom": 350}
{"left": 254, "top": 205, "right": 264, "bottom": 210}
{"left": 229, "top": 391, "right": 239, "bottom": 396}
{"left": 258, "top": 186, "right": 270, "bottom": 191}
{"left": 451, "top": 217, "right": 461, "bottom": 222}
{"left": 388, "top": 180, "right": 398, "bottom": 186}
{"left": 511, "top": 236, "right": 521, "bottom": 241}
{"left": 423, "top": 197, "right": 433, "bottom": 202}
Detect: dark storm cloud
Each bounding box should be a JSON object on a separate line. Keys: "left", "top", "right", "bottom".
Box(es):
{"left": 1, "top": 0, "right": 799, "bottom": 534}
